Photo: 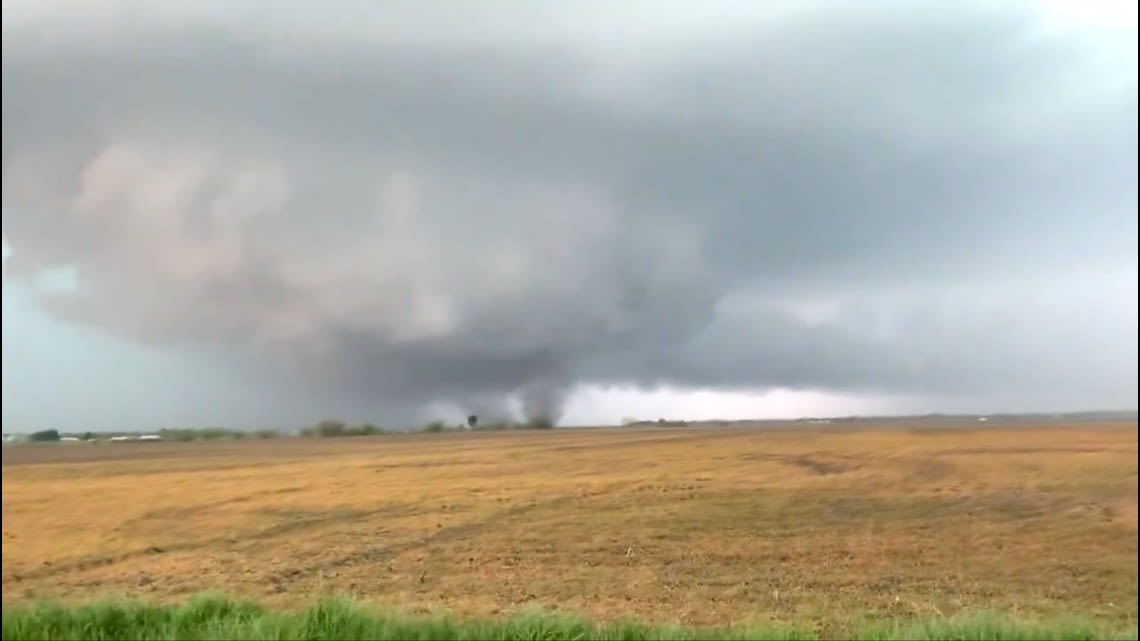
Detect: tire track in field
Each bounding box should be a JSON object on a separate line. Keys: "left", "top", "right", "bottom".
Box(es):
{"left": 114, "top": 486, "right": 307, "bottom": 531}
{"left": 268, "top": 480, "right": 644, "bottom": 587}
{"left": 3, "top": 503, "right": 414, "bottom": 583}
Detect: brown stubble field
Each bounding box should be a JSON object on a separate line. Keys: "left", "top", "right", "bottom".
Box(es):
{"left": 2, "top": 423, "right": 1137, "bottom": 629}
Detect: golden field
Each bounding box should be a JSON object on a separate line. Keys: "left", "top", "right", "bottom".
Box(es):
{"left": 2, "top": 423, "right": 1137, "bottom": 628}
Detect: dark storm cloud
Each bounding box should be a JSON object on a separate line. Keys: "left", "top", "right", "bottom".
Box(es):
{"left": 2, "top": 0, "right": 1136, "bottom": 421}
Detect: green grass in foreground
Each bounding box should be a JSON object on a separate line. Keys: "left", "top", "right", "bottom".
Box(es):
{"left": 1, "top": 595, "right": 1136, "bottom": 641}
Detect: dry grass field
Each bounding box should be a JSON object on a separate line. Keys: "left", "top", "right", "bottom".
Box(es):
{"left": 2, "top": 423, "right": 1137, "bottom": 630}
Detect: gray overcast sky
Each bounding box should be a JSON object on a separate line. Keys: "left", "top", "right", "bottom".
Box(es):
{"left": 2, "top": 0, "right": 1137, "bottom": 430}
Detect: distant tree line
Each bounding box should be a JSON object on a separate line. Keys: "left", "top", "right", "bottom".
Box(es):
{"left": 18, "top": 428, "right": 281, "bottom": 443}
{"left": 298, "top": 420, "right": 387, "bottom": 438}
{"left": 28, "top": 429, "right": 61, "bottom": 442}
{"left": 13, "top": 414, "right": 562, "bottom": 445}
{"left": 299, "top": 415, "right": 558, "bottom": 437}
{"left": 159, "top": 427, "right": 280, "bottom": 442}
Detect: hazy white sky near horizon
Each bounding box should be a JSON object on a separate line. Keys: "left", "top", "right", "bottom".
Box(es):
{"left": 2, "top": 0, "right": 1137, "bottom": 431}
